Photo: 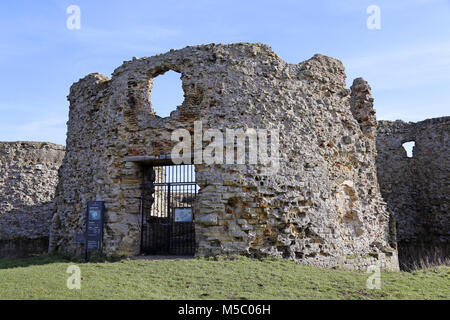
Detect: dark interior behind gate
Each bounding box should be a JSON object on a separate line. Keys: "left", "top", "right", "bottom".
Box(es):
{"left": 141, "top": 164, "right": 198, "bottom": 255}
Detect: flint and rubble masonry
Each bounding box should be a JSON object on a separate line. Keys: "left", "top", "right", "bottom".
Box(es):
{"left": 49, "top": 43, "right": 399, "bottom": 271}
{"left": 376, "top": 117, "right": 449, "bottom": 246}
{"left": 0, "top": 142, "right": 64, "bottom": 258}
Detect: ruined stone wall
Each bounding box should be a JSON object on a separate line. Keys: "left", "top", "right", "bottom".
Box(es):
{"left": 0, "top": 142, "right": 65, "bottom": 258}
{"left": 51, "top": 43, "right": 398, "bottom": 270}
{"left": 376, "top": 117, "right": 449, "bottom": 244}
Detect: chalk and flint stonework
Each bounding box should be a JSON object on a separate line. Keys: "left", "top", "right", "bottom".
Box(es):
{"left": 0, "top": 142, "right": 64, "bottom": 257}
{"left": 1, "top": 43, "right": 447, "bottom": 270}
{"left": 377, "top": 117, "right": 449, "bottom": 251}
{"left": 48, "top": 43, "right": 400, "bottom": 270}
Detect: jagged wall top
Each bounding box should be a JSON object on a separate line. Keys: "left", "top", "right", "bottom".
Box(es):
{"left": 71, "top": 43, "right": 347, "bottom": 102}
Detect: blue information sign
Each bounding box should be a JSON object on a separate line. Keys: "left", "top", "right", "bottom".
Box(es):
{"left": 85, "top": 201, "right": 105, "bottom": 259}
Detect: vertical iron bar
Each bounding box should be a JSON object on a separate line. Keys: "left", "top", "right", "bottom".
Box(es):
{"left": 167, "top": 181, "right": 171, "bottom": 254}
{"left": 140, "top": 168, "right": 144, "bottom": 254}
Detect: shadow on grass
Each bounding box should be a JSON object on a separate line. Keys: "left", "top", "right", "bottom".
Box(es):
{"left": 0, "top": 252, "right": 132, "bottom": 269}
{"left": 398, "top": 241, "right": 450, "bottom": 272}
{"left": 0, "top": 254, "right": 77, "bottom": 270}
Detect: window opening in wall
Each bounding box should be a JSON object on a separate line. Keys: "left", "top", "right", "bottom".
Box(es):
{"left": 151, "top": 70, "right": 183, "bottom": 117}
{"left": 402, "top": 141, "right": 415, "bottom": 158}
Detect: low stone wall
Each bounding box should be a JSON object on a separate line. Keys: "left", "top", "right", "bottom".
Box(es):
{"left": 0, "top": 141, "right": 65, "bottom": 258}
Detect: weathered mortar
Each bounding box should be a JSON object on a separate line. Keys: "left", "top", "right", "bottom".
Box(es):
{"left": 376, "top": 117, "right": 449, "bottom": 244}
{"left": 50, "top": 43, "right": 399, "bottom": 270}
{"left": 0, "top": 141, "right": 65, "bottom": 258}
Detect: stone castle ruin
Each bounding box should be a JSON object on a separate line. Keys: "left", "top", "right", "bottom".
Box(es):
{"left": 0, "top": 43, "right": 448, "bottom": 271}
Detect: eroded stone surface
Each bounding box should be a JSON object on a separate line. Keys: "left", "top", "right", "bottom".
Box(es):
{"left": 0, "top": 141, "right": 64, "bottom": 257}
{"left": 49, "top": 43, "right": 399, "bottom": 270}
{"left": 377, "top": 117, "right": 449, "bottom": 245}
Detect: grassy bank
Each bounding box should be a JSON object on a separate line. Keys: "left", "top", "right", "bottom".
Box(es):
{"left": 0, "top": 255, "right": 448, "bottom": 300}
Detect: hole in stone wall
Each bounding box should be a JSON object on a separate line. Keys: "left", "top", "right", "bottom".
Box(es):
{"left": 151, "top": 70, "right": 184, "bottom": 118}
{"left": 402, "top": 141, "right": 415, "bottom": 158}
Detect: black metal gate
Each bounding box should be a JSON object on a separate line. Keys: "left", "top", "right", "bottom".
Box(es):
{"left": 141, "top": 164, "right": 198, "bottom": 255}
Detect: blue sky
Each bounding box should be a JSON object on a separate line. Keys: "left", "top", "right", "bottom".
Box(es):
{"left": 0, "top": 0, "right": 449, "bottom": 145}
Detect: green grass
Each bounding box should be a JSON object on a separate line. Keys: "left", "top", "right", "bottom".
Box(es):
{"left": 0, "top": 255, "right": 448, "bottom": 300}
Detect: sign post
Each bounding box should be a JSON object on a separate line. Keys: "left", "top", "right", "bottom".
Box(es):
{"left": 84, "top": 201, "right": 105, "bottom": 261}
